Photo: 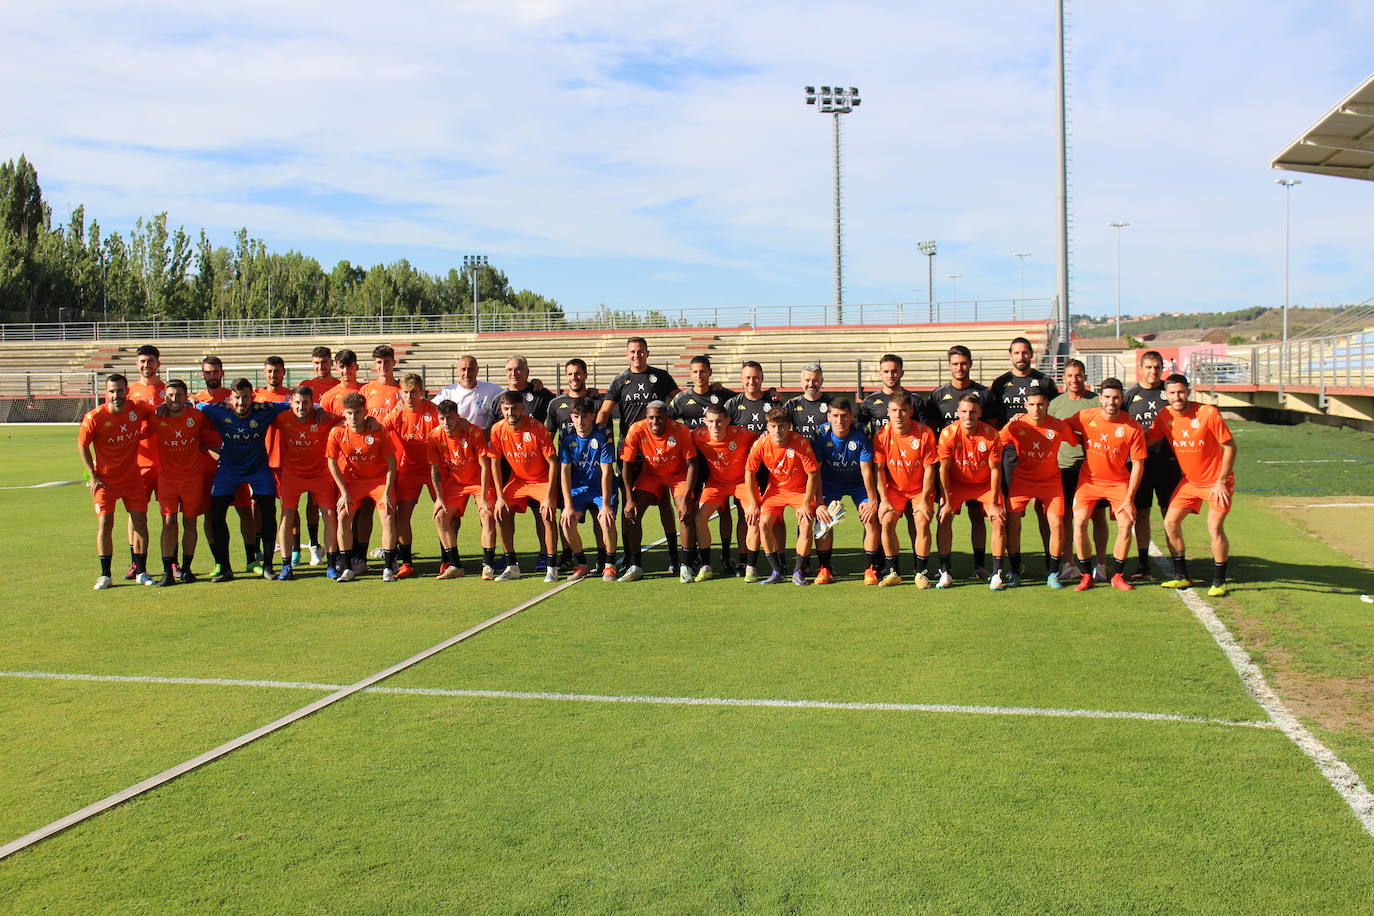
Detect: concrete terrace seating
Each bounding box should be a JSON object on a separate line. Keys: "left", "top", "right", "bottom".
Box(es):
{"left": 0, "top": 321, "right": 1049, "bottom": 397}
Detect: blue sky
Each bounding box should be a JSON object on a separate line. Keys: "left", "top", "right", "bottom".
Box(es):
{"left": 4, "top": 0, "right": 1373, "bottom": 319}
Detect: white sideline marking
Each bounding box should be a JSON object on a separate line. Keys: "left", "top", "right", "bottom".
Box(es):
{"left": 0, "top": 480, "right": 79, "bottom": 490}
{"left": 1149, "top": 543, "right": 1374, "bottom": 839}
{"left": 1271, "top": 502, "right": 1374, "bottom": 509}
{"left": 0, "top": 579, "right": 580, "bottom": 861}
{"left": 0, "top": 670, "right": 1276, "bottom": 731}
{"left": 1257, "top": 459, "right": 1360, "bottom": 465}
{"left": 0, "top": 527, "right": 682, "bottom": 860}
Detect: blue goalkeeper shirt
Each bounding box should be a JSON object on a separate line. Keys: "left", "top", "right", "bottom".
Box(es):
{"left": 196, "top": 401, "right": 291, "bottom": 478}
{"left": 814, "top": 423, "right": 873, "bottom": 491}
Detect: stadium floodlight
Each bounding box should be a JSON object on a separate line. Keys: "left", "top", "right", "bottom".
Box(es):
{"left": 1107, "top": 222, "right": 1129, "bottom": 337}
{"left": 918, "top": 241, "right": 937, "bottom": 322}
{"left": 1275, "top": 179, "right": 1301, "bottom": 398}
{"left": 804, "top": 84, "right": 862, "bottom": 325}
{"left": 463, "top": 254, "right": 489, "bottom": 333}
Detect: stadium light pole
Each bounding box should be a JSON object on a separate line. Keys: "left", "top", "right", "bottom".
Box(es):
{"left": 918, "top": 240, "right": 937, "bottom": 323}
{"left": 1276, "top": 179, "right": 1300, "bottom": 398}
{"left": 463, "top": 254, "right": 489, "bottom": 334}
{"left": 1107, "top": 222, "right": 1129, "bottom": 337}
{"left": 100, "top": 249, "right": 107, "bottom": 326}
{"left": 1054, "top": 0, "right": 1071, "bottom": 357}
{"left": 804, "top": 85, "right": 861, "bottom": 325}
{"left": 947, "top": 273, "right": 961, "bottom": 301}
{"left": 1012, "top": 252, "right": 1030, "bottom": 318}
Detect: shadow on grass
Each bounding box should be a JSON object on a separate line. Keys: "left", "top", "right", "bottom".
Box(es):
{"left": 1222, "top": 554, "right": 1373, "bottom": 595}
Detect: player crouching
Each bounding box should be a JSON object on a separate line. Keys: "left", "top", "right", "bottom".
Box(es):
{"left": 998, "top": 390, "right": 1079, "bottom": 588}
{"left": 872, "top": 391, "right": 938, "bottom": 587}
{"left": 691, "top": 404, "right": 757, "bottom": 582}
{"left": 489, "top": 391, "right": 559, "bottom": 582}
{"left": 619, "top": 400, "right": 697, "bottom": 582}
{"left": 326, "top": 393, "right": 399, "bottom": 581}
{"left": 936, "top": 394, "right": 1007, "bottom": 589}
{"left": 746, "top": 408, "right": 820, "bottom": 585}
{"left": 558, "top": 397, "right": 618, "bottom": 582}
{"left": 428, "top": 399, "right": 495, "bottom": 580}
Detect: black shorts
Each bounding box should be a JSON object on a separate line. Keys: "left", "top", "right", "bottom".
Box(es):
{"left": 1061, "top": 463, "right": 1082, "bottom": 504}
{"left": 1134, "top": 460, "right": 1182, "bottom": 511}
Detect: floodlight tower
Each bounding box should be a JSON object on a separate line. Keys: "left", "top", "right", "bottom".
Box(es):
{"left": 1107, "top": 222, "right": 1129, "bottom": 337}
{"left": 804, "top": 85, "right": 861, "bottom": 325}
{"left": 918, "top": 240, "right": 937, "bottom": 323}
{"left": 1275, "top": 178, "right": 1300, "bottom": 398}
{"left": 463, "top": 254, "right": 489, "bottom": 333}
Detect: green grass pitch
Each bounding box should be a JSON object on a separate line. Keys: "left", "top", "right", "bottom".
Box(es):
{"left": 1, "top": 420, "right": 1372, "bottom": 912}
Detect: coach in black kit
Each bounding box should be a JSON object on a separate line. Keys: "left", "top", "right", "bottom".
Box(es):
{"left": 1123, "top": 349, "right": 1180, "bottom": 580}
{"left": 783, "top": 362, "right": 832, "bottom": 441}
{"left": 669, "top": 355, "right": 731, "bottom": 429}
{"left": 858, "top": 353, "right": 924, "bottom": 434}
{"left": 927, "top": 345, "right": 994, "bottom": 431}
{"left": 724, "top": 361, "right": 779, "bottom": 434}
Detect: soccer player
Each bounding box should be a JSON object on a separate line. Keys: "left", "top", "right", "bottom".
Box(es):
{"left": 499, "top": 355, "right": 554, "bottom": 424}
{"left": 349, "top": 345, "right": 402, "bottom": 566}
{"left": 143, "top": 380, "right": 217, "bottom": 585}
{"left": 784, "top": 362, "right": 832, "bottom": 441}
{"left": 298, "top": 346, "right": 340, "bottom": 566}
{"left": 1065, "top": 378, "right": 1146, "bottom": 592}
{"left": 936, "top": 394, "right": 1007, "bottom": 589}
{"left": 870, "top": 391, "right": 939, "bottom": 587}
{"left": 597, "top": 337, "right": 682, "bottom": 571}
{"left": 428, "top": 398, "right": 495, "bottom": 580}
{"left": 927, "top": 345, "right": 996, "bottom": 573}
{"left": 857, "top": 354, "right": 923, "bottom": 433}
{"left": 196, "top": 379, "right": 293, "bottom": 581}
{"left": 724, "top": 361, "right": 778, "bottom": 574}
{"left": 326, "top": 392, "right": 399, "bottom": 581}
{"left": 124, "top": 344, "right": 166, "bottom": 579}
{"left": 669, "top": 355, "right": 731, "bottom": 429}
{"left": 812, "top": 397, "right": 880, "bottom": 584}
{"left": 1148, "top": 374, "right": 1237, "bottom": 597}
{"left": 434, "top": 354, "right": 504, "bottom": 427}
{"left": 546, "top": 358, "right": 602, "bottom": 439}
{"left": 990, "top": 337, "right": 1060, "bottom": 579}
{"left": 382, "top": 373, "right": 440, "bottom": 578}
{"left": 998, "top": 390, "right": 1080, "bottom": 589}
{"left": 745, "top": 408, "right": 820, "bottom": 585}
{"left": 1049, "top": 359, "right": 1109, "bottom": 580}
{"left": 1124, "top": 350, "right": 1181, "bottom": 581}
{"left": 194, "top": 355, "right": 258, "bottom": 572}
{"left": 79, "top": 374, "right": 155, "bottom": 589}
{"left": 558, "top": 396, "right": 618, "bottom": 581}
{"left": 690, "top": 404, "right": 757, "bottom": 581}
{"left": 619, "top": 400, "right": 697, "bottom": 582}
{"left": 489, "top": 391, "right": 559, "bottom": 581}
{"left": 271, "top": 385, "right": 341, "bottom": 580}
{"left": 319, "top": 349, "right": 363, "bottom": 415}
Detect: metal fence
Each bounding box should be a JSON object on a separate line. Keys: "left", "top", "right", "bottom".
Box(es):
{"left": 0, "top": 298, "right": 1054, "bottom": 342}
{"left": 1191, "top": 329, "right": 1374, "bottom": 391}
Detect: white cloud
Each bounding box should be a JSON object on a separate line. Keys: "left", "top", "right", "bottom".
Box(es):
{"left": 3, "top": 0, "right": 1372, "bottom": 315}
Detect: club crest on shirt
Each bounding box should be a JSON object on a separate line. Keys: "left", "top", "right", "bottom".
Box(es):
{"left": 1191, "top": 418, "right": 1201, "bottom": 429}
{"left": 786, "top": 448, "right": 795, "bottom": 457}
{"left": 709, "top": 395, "right": 719, "bottom": 404}
{"left": 650, "top": 374, "right": 658, "bottom": 383}
{"left": 1045, "top": 429, "right": 1056, "bottom": 439}
{"left": 728, "top": 441, "right": 737, "bottom": 450}
{"left": 1115, "top": 426, "right": 1125, "bottom": 438}
{"left": 849, "top": 440, "right": 858, "bottom": 451}
{"left": 667, "top": 436, "right": 677, "bottom": 447}
{"left": 590, "top": 438, "right": 600, "bottom": 449}
{"left": 186, "top": 417, "right": 195, "bottom": 428}
{"left": 909, "top": 438, "right": 919, "bottom": 449}
{"left": 311, "top": 424, "right": 318, "bottom": 432}
{"left": 977, "top": 441, "right": 987, "bottom": 452}
{"left": 250, "top": 420, "right": 258, "bottom": 428}
{"left": 523, "top": 431, "right": 532, "bottom": 442}
{"left": 524, "top": 393, "right": 533, "bottom": 402}
{"left": 128, "top": 410, "right": 138, "bottom": 421}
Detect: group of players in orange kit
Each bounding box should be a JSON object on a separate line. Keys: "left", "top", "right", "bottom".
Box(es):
{"left": 77, "top": 336, "right": 1237, "bottom": 596}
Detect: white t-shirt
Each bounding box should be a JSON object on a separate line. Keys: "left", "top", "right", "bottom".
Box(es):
{"left": 434, "top": 380, "right": 504, "bottom": 427}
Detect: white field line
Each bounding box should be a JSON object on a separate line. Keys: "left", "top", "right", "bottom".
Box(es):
{"left": 0, "top": 480, "right": 79, "bottom": 490}
{"left": 0, "top": 526, "right": 681, "bottom": 861}
{"left": 1271, "top": 502, "right": 1374, "bottom": 509}
{"left": 0, "top": 670, "right": 1276, "bottom": 731}
{"left": 1257, "top": 459, "right": 1360, "bottom": 465}
{"left": 1149, "top": 543, "right": 1374, "bottom": 839}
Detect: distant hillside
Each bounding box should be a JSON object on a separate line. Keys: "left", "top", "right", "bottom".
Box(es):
{"left": 1073, "top": 306, "right": 1350, "bottom": 342}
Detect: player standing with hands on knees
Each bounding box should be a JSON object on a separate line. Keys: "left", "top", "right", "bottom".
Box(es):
{"left": 936, "top": 394, "right": 1006, "bottom": 589}
{"left": 745, "top": 408, "right": 820, "bottom": 586}
{"left": 1066, "top": 378, "right": 1146, "bottom": 592}
{"left": 326, "top": 392, "right": 399, "bottom": 582}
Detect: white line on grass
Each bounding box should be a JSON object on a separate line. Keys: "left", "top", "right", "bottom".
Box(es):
{"left": 1257, "top": 459, "right": 1360, "bottom": 465}
{"left": 0, "top": 670, "right": 1277, "bottom": 730}
{"left": 1271, "top": 502, "right": 1374, "bottom": 509}
{"left": 0, "top": 528, "right": 681, "bottom": 861}
{"left": 0, "top": 480, "right": 79, "bottom": 490}
{"left": 1149, "top": 543, "right": 1374, "bottom": 839}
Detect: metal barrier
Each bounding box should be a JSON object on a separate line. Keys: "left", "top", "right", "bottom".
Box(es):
{"left": 0, "top": 298, "right": 1054, "bottom": 342}
{"left": 1192, "top": 329, "right": 1374, "bottom": 391}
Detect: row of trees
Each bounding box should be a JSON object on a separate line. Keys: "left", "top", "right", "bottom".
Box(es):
{"left": 0, "top": 155, "right": 564, "bottom": 325}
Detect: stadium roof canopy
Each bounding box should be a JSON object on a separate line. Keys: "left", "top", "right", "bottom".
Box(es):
{"left": 1272, "top": 73, "right": 1374, "bottom": 182}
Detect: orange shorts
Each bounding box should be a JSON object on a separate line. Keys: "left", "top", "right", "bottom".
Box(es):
{"left": 1169, "top": 476, "right": 1234, "bottom": 516}
{"left": 945, "top": 480, "right": 998, "bottom": 515}
{"left": 280, "top": 470, "right": 339, "bottom": 508}
{"left": 395, "top": 471, "right": 436, "bottom": 503}
{"left": 1074, "top": 480, "right": 1130, "bottom": 514}
{"left": 633, "top": 472, "right": 690, "bottom": 503}
{"left": 92, "top": 482, "right": 149, "bottom": 516}
{"left": 156, "top": 478, "right": 205, "bottom": 518}
{"left": 502, "top": 477, "right": 551, "bottom": 512}
{"left": 138, "top": 466, "right": 158, "bottom": 500}
{"left": 761, "top": 486, "right": 815, "bottom": 516}
{"left": 342, "top": 476, "right": 390, "bottom": 513}
{"left": 885, "top": 488, "right": 933, "bottom": 518}
{"left": 700, "top": 480, "right": 749, "bottom": 507}
{"left": 1009, "top": 478, "right": 1065, "bottom": 516}
{"left": 438, "top": 482, "right": 486, "bottom": 517}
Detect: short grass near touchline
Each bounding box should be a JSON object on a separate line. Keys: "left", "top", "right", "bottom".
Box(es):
{"left": 1228, "top": 418, "right": 1374, "bottom": 495}
{"left": 0, "top": 678, "right": 309, "bottom": 844}
{"left": 2, "top": 695, "right": 1371, "bottom": 914}
{"left": 0, "top": 426, "right": 77, "bottom": 487}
